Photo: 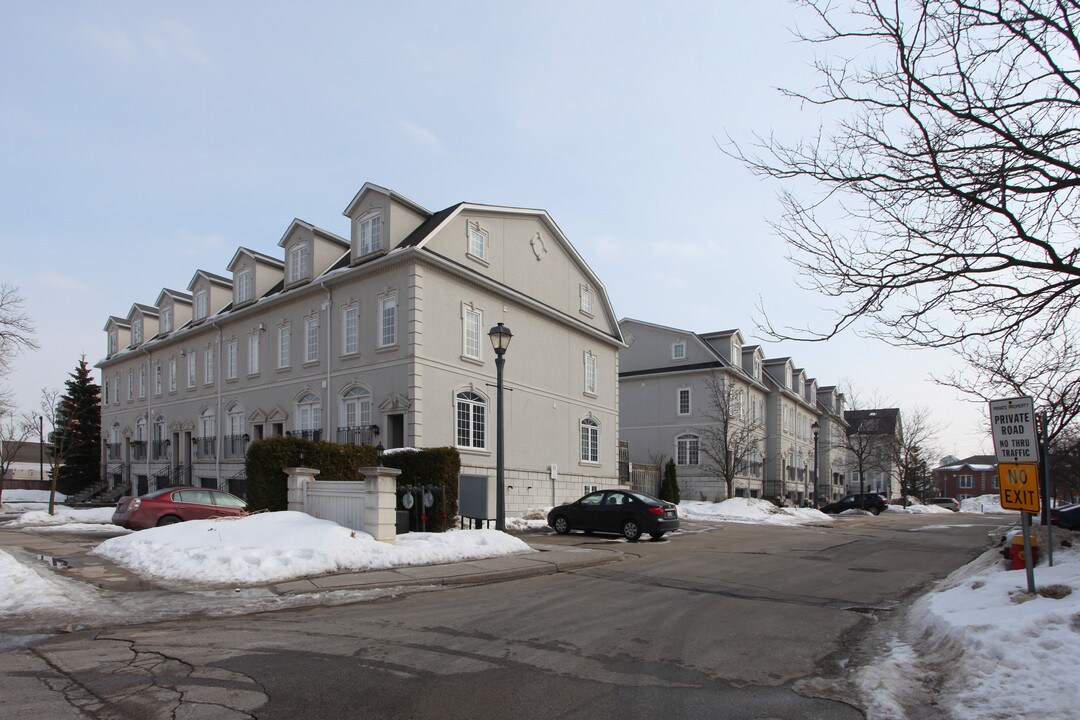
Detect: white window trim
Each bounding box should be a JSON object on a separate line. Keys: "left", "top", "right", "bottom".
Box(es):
{"left": 676, "top": 433, "right": 700, "bottom": 466}
{"left": 455, "top": 390, "right": 488, "bottom": 451}
{"left": 583, "top": 351, "right": 597, "bottom": 396}
{"left": 304, "top": 316, "right": 319, "bottom": 364}
{"left": 462, "top": 304, "right": 483, "bottom": 362}
{"left": 579, "top": 284, "right": 594, "bottom": 316}
{"left": 358, "top": 211, "right": 382, "bottom": 256}
{"left": 226, "top": 339, "right": 238, "bottom": 380}
{"left": 278, "top": 323, "right": 291, "bottom": 369}
{"left": 204, "top": 346, "right": 214, "bottom": 386}
{"left": 579, "top": 417, "right": 600, "bottom": 464}
{"left": 467, "top": 222, "right": 488, "bottom": 263}
{"left": 248, "top": 333, "right": 260, "bottom": 375}
{"left": 288, "top": 242, "right": 310, "bottom": 285}
{"left": 194, "top": 289, "right": 209, "bottom": 321}
{"left": 672, "top": 341, "right": 686, "bottom": 361}
{"left": 378, "top": 293, "right": 397, "bottom": 349}
{"left": 236, "top": 268, "right": 253, "bottom": 304}
{"left": 677, "top": 387, "right": 692, "bottom": 416}
{"left": 342, "top": 303, "right": 359, "bottom": 356}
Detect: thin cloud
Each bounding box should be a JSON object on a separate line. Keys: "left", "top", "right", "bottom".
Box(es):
{"left": 145, "top": 19, "right": 214, "bottom": 69}
{"left": 35, "top": 272, "right": 94, "bottom": 293}
{"left": 401, "top": 120, "right": 441, "bottom": 148}
{"left": 83, "top": 23, "right": 139, "bottom": 61}
{"left": 649, "top": 239, "right": 717, "bottom": 259}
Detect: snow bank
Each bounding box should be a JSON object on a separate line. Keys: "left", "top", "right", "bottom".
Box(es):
{"left": 1, "top": 490, "right": 67, "bottom": 503}
{"left": 883, "top": 503, "right": 953, "bottom": 515}
{"left": 92, "top": 511, "right": 534, "bottom": 586}
{"left": 6, "top": 506, "right": 117, "bottom": 527}
{"left": 960, "top": 494, "right": 1019, "bottom": 514}
{"left": 680, "top": 497, "right": 833, "bottom": 526}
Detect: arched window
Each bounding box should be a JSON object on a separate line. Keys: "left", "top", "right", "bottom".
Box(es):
{"left": 199, "top": 407, "right": 215, "bottom": 438}
{"left": 227, "top": 403, "right": 245, "bottom": 436}
{"left": 580, "top": 418, "right": 599, "bottom": 463}
{"left": 153, "top": 415, "right": 168, "bottom": 460}
{"left": 676, "top": 433, "right": 699, "bottom": 466}
{"left": 455, "top": 391, "right": 486, "bottom": 449}
{"left": 135, "top": 416, "right": 147, "bottom": 442}
{"left": 296, "top": 392, "right": 321, "bottom": 437}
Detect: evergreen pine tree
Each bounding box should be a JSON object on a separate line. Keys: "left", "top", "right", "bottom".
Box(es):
{"left": 660, "top": 458, "right": 680, "bottom": 504}
{"left": 56, "top": 355, "right": 101, "bottom": 494}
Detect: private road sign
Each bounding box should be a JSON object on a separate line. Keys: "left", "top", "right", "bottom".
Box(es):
{"left": 989, "top": 396, "right": 1040, "bottom": 464}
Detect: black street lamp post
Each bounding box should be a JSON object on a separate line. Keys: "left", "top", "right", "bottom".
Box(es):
{"left": 811, "top": 421, "right": 820, "bottom": 506}
{"left": 488, "top": 322, "right": 513, "bottom": 531}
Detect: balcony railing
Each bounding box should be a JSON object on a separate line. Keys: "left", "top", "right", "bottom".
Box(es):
{"left": 152, "top": 439, "right": 170, "bottom": 460}
{"left": 223, "top": 434, "right": 249, "bottom": 459}
{"left": 106, "top": 443, "right": 121, "bottom": 460}
{"left": 292, "top": 429, "right": 322, "bottom": 442}
{"left": 194, "top": 437, "right": 216, "bottom": 459}
{"left": 336, "top": 425, "right": 377, "bottom": 446}
{"left": 131, "top": 441, "right": 147, "bottom": 461}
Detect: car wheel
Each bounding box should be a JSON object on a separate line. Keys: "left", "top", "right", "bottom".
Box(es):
{"left": 870, "top": 507, "right": 881, "bottom": 515}
{"left": 649, "top": 532, "right": 666, "bottom": 540}
{"left": 622, "top": 520, "right": 642, "bottom": 542}
{"left": 156, "top": 515, "right": 182, "bottom": 527}
{"left": 552, "top": 516, "right": 571, "bottom": 535}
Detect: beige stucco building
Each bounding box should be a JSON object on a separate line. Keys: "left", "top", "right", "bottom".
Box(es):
{"left": 97, "top": 183, "right": 624, "bottom": 517}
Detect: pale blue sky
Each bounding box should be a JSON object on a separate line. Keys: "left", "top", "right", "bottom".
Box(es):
{"left": 0, "top": 1, "right": 989, "bottom": 456}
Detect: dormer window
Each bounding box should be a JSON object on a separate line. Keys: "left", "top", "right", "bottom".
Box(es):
{"left": 161, "top": 307, "right": 172, "bottom": 333}
{"left": 785, "top": 366, "right": 792, "bottom": 389}
{"left": 732, "top": 338, "right": 741, "bottom": 362}
{"left": 359, "top": 213, "right": 382, "bottom": 255}
{"left": 108, "top": 331, "right": 117, "bottom": 355}
{"left": 288, "top": 244, "right": 310, "bottom": 284}
{"left": 194, "top": 290, "right": 209, "bottom": 321}
{"left": 753, "top": 356, "right": 762, "bottom": 379}
{"left": 132, "top": 319, "right": 142, "bottom": 345}
{"left": 236, "top": 268, "right": 253, "bottom": 303}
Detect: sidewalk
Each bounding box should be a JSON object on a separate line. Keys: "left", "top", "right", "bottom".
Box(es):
{"left": 0, "top": 527, "right": 624, "bottom": 598}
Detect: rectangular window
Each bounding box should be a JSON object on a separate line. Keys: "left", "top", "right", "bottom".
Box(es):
{"left": 580, "top": 420, "right": 599, "bottom": 463}
{"left": 463, "top": 307, "right": 481, "bottom": 360}
{"left": 194, "top": 290, "right": 208, "bottom": 321}
{"left": 132, "top": 319, "right": 142, "bottom": 345}
{"left": 138, "top": 366, "right": 146, "bottom": 398}
{"left": 579, "top": 284, "right": 594, "bottom": 315}
{"left": 127, "top": 371, "right": 133, "bottom": 401}
{"left": 169, "top": 358, "right": 177, "bottom": 392}
{"left": 278, "top": 324, "right": 291, "bottom": 368}
{"left": 114, "top": 373, "right": 120, "bottom": 403}
{"left": 468, "top": 226, "right": 487, "bottom": 260}
{"left": 677, "top": 435, "right": 699, "bottom": 465}
{"left": 360, "top": 214, "right": 382, "bottom": 255}
{"left": 305, "top": 317, "right": 319, "bottom": 363}
{"left": 226, "top": 339, "right": 238, "bottom": 380}
{"left": 456, "top": 393, "right": 487, "bottom": 449}
{"left": 103, "top": 378, "right": 110, "bottom": 405}
{"left": 154, "top": 363, "right": 162, "bottom": 395}
{"left": 236, "top": 269, "right": 252, "bottom": 303}
{"left": 672, "top": 342, "right": 686, "bottom": 360}
{"left": 677, "top": 388, "right": 691, "bottom": 416}
{"left": 342, "top": 304, "right": 359, "bottom": 355}
{"left": 108, "top": 332, "right": 117, "bottom": 355}
{"left": 187, "top": 353, "right": 196, "bottom": 389}
{"left": 584, "top": 352, "right": 597, "bottom": 395}
{"left": 161, "top": 307, "right": 172, "bottom": 333}
{"left": 288, "top": 244, "right": 310, "bottom": 284}
{"left": 248, "top": 333, "right": 260, "bottom": 375}
{"left": 204, "top": 347, "right": 214, "bottom": 385}
{"left": 379, "top": 295, "right": 396, "bottom": 347}
{"left": 958, "top": 475, "right": 973, "bottom": 489}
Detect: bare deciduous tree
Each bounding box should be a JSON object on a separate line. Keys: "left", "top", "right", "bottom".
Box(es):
{"left": 891, "top": 406, "right": 940, "bottom": 503}
{"left": 40, "top": 387, "right": 74, "bottom": 514}
{"left": 0, "top": 411, "right": 37, "bottom": 505}
{"left": 0, "top": 284, "right": 37, "bottom": 377}
{"left": 732, "top": 1, "right": 1080, "bottom": 357}
{"left": 697, "top": 372, "right": 766, "bottom": 500}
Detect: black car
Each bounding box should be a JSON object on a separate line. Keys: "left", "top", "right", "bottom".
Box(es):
{"left": 1050, "top": 504, "right": 1080, "bottom": 531}
{"left": 548, "top": 489, "right": 679, "bottom": 541}
{"left": 821, "top": 493, "right": 889, "bottom": 515}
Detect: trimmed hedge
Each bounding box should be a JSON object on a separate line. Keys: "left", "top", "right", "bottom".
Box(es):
{"left": 244, "top": 437, "right": 461, "bottom": 533}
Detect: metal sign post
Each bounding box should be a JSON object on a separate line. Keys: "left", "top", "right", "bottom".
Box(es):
{"left": 1020, "top": 512, "right": 1037, "bottom": 595}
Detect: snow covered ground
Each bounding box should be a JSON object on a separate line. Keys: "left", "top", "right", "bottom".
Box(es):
{"left": 2, "top": 491, "right": 1076, "bottom": 718}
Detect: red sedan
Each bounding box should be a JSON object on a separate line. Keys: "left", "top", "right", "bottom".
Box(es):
{"left": 112, "top": 487, "right": 248, "bottom": 530}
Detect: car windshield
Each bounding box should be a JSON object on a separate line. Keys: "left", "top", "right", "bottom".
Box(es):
{"left": 626, "top": 491, "right": 663, "bottom": 504}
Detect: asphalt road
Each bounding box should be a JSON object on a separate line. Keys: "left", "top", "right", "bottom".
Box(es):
{"left": 5, "top": 512, "right": 1011, "bottom": 720}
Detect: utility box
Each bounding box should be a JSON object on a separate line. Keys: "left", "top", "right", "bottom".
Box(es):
{"left": 459, "top": 474, "right": 496, "bottom": 521}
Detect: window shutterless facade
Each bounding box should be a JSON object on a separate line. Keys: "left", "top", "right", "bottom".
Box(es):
{"left": 359, "top": 213, "right": 381, "bottom": 255}
{"left": 278, "top": 324, "right": 291, "bottom": 368}
{"left": 194, "top": 290, "right": 208, "bottom": 321}
{"left": 305, "top": 317, "right": 318, "bottom": 363}
{"left": 676, "top": 433, "right": 699, "bottom": 465}
{"left": 204, "top": 347, "right": 214, "bottom": 385}
{"left": 248, "top": 333, "right": 259, "bottom": 374}
{"left": 579, "top": 284, "right": 593, "bottom": 315}
{"left": 468, "top": 226, "right": 487, "bottom": 260}
{"left": 155, "top": 363, "right": 162, "bottom": 395}
{"left": 161, "top": 307, "right": 172, "bottom": 333}
{"left": 379, "top": 295, "right": 396, "bottom": 347}
{"left": 288, "top": 244, "right": 310, "bottom": 284}
{"left": 463, "top": 306, "right": 481, "bottom": 360}
{"left": 169, "top": 357, "right": 177, "bottom": 392}
{"left": 455, "top": 391, "right": 486, "bottom": 449}
{"left": 580, "top": 418, "right": 599, "bottom": 463}
{"left": 226, "top": 339, "right": 238, "bottom": 380}
{"left": 677, "top": 388, "right": 691, "bottom": 416}
{"left": 186, "top": 353, "right": 196, "bottom": 388}
{"left": 584, "top": 352, "right": 597, "bottom": 395}
{"left": 342, "top": 304, "right": 359, "bottom": 355}
{"left": 236, "top": 269, "right": 252, "bottom": 304}
{"left": 672, "top": 341, "right": 686, "bottom": 360}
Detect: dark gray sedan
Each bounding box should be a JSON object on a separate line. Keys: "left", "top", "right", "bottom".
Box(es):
{"left": 547, "top": 489, "right": 679, "bottom": 541}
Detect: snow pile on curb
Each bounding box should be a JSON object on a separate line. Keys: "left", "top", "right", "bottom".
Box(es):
{"left": 6, "top": 506, "right": 117, "bottom": 527}
{"left": 92, "top": 511, "right": 534, "bottom": 586}
{"left": 960, "top": 494, "right": 1018, "bottom": 514}
{"left": 883, "top": 503, "right": 953, "bottom": 515}
{"left": 680, "top": 497, "right": 833, "bottom": 526}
